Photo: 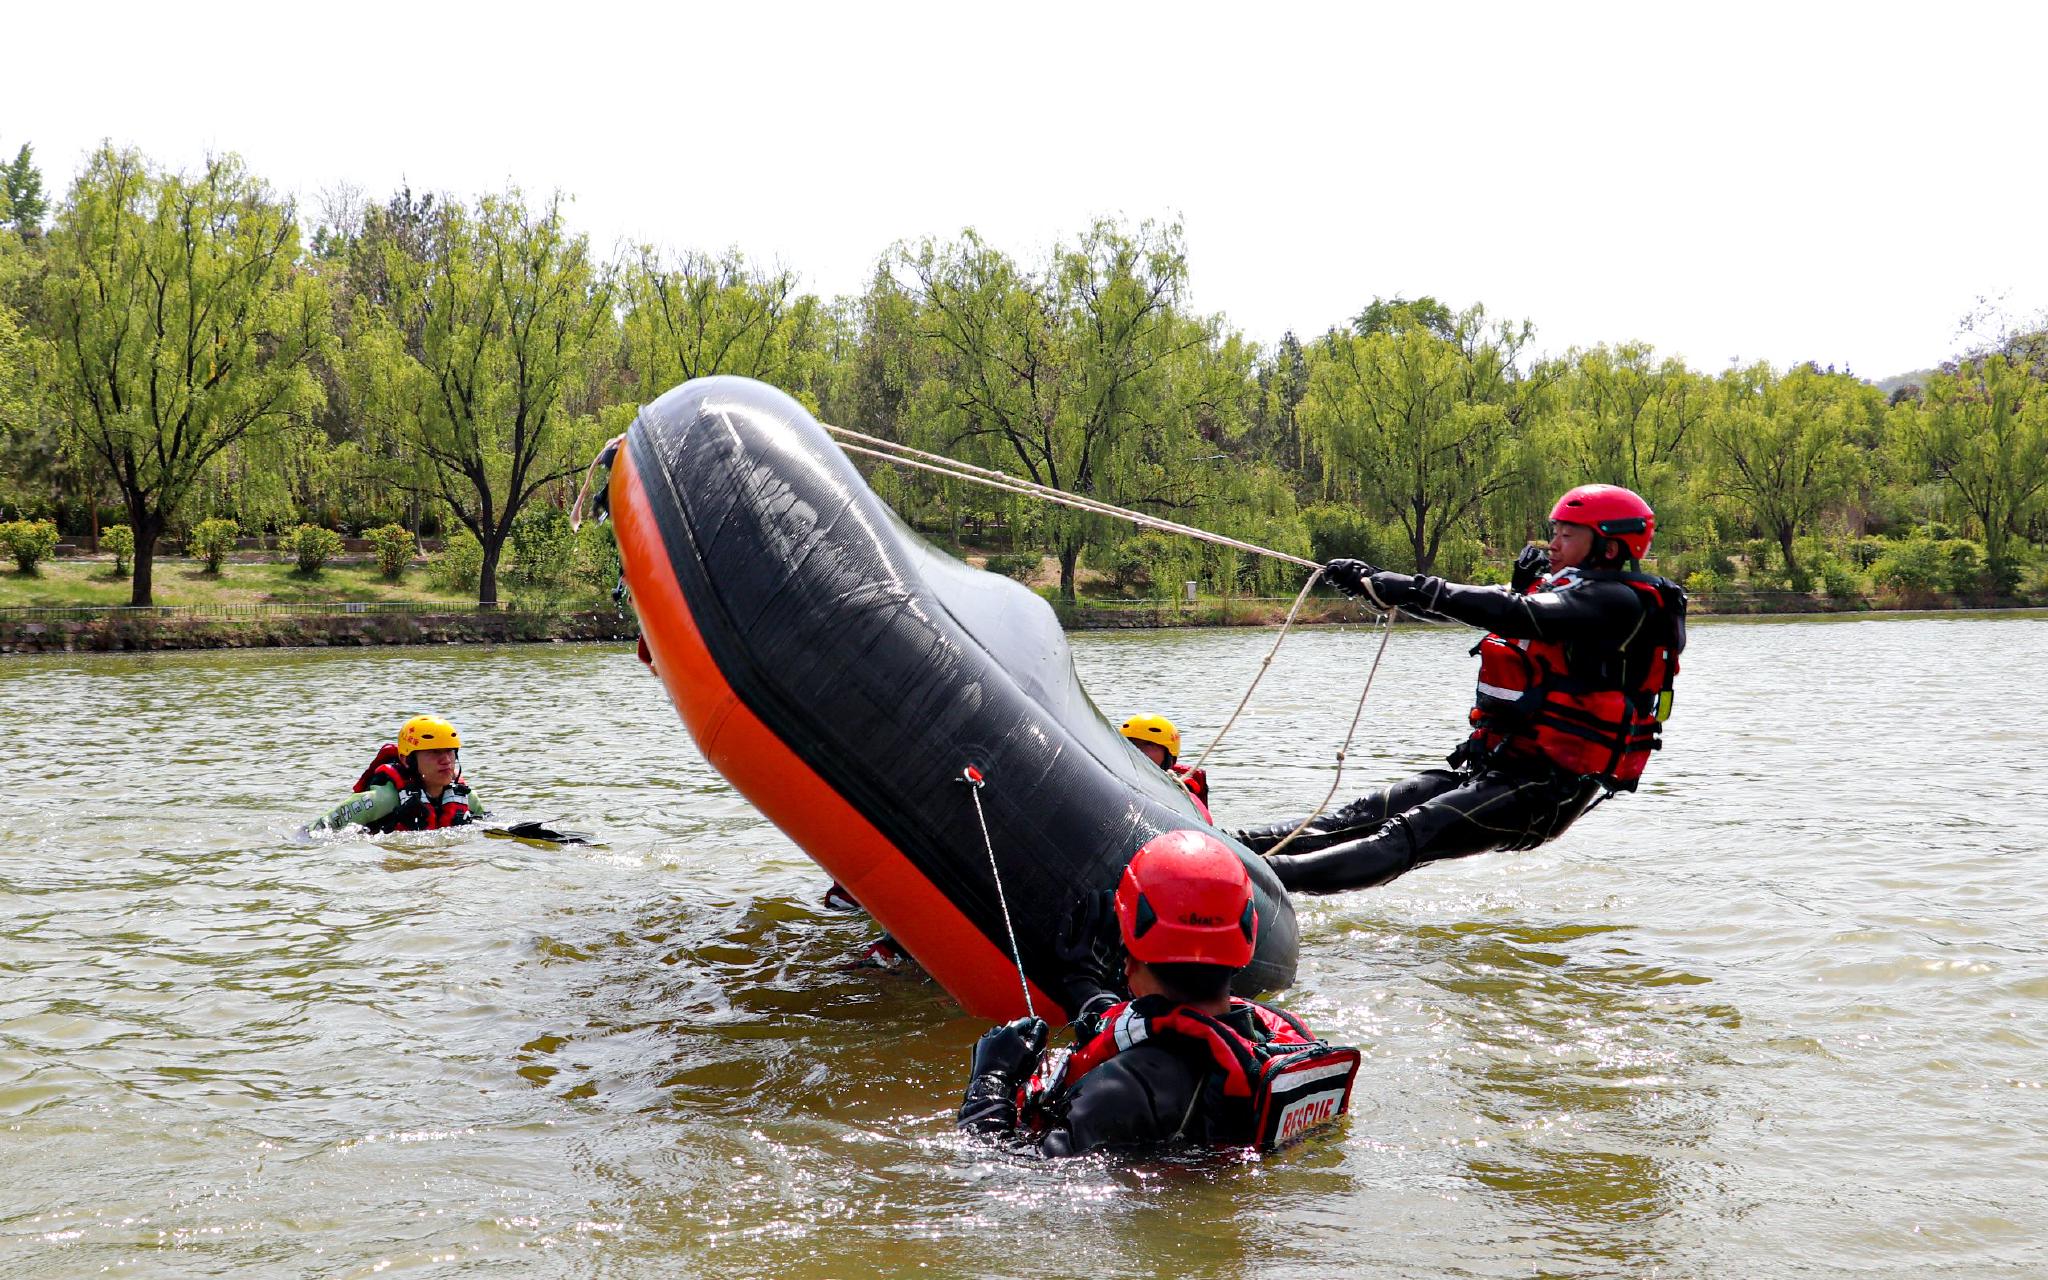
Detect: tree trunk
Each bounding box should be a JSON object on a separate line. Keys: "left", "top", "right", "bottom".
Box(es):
{"left": 478, "top": 533, "right": 505, "bottom": 609}
{"left": 1777, "top": 524, "right": 1799, "bottom": 576}
{"left": 1058, "top": 541, "right": 1082, "bottom": 603}
{"left": 129, "top": 511, "right": 163, "bottom": 607}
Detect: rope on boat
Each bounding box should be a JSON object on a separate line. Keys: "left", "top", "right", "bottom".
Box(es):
{"left": 826, "top": 423, "right": 1396, "bottom": 790}
{"left": 823, "top": 424, "right": 1322, "bottom": 571}
{"left": 1256, "top": 608, "right": 1397, "bottom": 859}
{"left": 962, "top": 764, "right": 1036, "bottom": 1018}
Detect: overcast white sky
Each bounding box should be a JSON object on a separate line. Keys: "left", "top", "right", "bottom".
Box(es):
{"left": 8, "top": 1, "right": 2044, "bottom": 380}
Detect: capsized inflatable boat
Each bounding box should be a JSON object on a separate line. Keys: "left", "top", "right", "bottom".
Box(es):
{"left": 605, "top": 376, "right": 1297, "bottom": 1019}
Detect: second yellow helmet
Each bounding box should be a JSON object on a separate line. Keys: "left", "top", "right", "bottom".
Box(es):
{"left": 396, "top": 715, "right": 463, "bottom": 757}
{"left": 1119, "top": 712, "right": 1181, "bottom": 761}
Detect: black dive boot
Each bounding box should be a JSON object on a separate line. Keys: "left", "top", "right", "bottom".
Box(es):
{"left": 1266, "top": 818, "right": 1420, "bottom": 895}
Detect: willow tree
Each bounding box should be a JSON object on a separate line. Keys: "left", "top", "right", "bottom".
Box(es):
{"left": 1300, "top": 304, "right": 1537, "bottom": 574}
{"left": 1705, "top": 363, "right": 1878, "bottom": 576}
{"left": 42, "top": 148, "right": 327, "bottom": 604}
{"left": 349, "top": 190, "right": 613, "bottom": 606}
{"left": 618, "top": 248, "right": 825, "bottom": 404}
{"left": 900, "top": 220, "right": 1240, "bottom": 600}
{"left": 1547, "top": 343, "right": 1707, "bottom": 499}
{"left": 1902, "top": 354, "right": 2048, "bottom": 582}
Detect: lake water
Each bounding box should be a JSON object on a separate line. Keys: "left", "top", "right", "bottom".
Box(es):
{"left": 2, "top": 615, "right": 2045, "bottom": 1277}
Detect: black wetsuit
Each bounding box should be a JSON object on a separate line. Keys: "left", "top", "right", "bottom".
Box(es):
{"left": 958, "top": 1003, "right": 1268, "bottom": 1157}
{"left": 1240, "top": 568, "right": 1650, "bottom": 893}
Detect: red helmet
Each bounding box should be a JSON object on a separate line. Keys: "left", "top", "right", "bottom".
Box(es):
{"left": 1550, "top": 484, "right": 1655, "bottom": 560}
{"left": 1115, "top": 830, "right": 1257, "bottom": 968}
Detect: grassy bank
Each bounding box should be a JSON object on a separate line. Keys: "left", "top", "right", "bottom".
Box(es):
{"left": 0, "top": 557, "right": 611, "bottom": 611}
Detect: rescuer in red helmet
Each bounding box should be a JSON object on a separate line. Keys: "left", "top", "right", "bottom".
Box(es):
{"left": 958, "top": 830, "right": 1360, "bottom": 1156}
{"left": 1237, "top": 483, "right": 1687, "bottom": 894}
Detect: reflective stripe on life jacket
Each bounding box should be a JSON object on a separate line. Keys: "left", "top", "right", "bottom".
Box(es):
{"left": 1467, "top": 568, "right": 1687, "bottom": 789}
{"left": 1041, "top": 994, "right": 1361, "bottom": 1152}
{"left": 352, "top": 743, "right": 474, "bottom": 832}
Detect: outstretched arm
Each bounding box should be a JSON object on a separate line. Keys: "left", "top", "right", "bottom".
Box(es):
{"left": 310, "top": 782, "right": 400, "bottom": 832}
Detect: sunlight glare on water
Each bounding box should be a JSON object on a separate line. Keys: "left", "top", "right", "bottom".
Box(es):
{"left": 2, "top": 616, "right": 2045, "bottom": 1277}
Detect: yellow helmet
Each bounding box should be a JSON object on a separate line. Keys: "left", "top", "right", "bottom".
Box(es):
{"left": 396, "top": 715, "right": 463, "bottom": 757}
{"left": 1120, "top": 712, "right": 1181, "bottom": 761}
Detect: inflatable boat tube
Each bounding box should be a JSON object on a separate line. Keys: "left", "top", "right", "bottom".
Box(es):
{"left": 608, "top": 376, "right": 1298, "bottom": 1020}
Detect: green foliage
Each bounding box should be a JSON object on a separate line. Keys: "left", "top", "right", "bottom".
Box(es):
{"left": 895, "top": 219, "right": 1245, "bottom": 601}
{"left": 1705, "top": 363, "right": 1879, "bottom": 574}
{"left": 366, "top": 523, "right": 415, "bottom": 579}
{"left": 437, "top": 530, "right": 483, "bottom": 593}
{"left": 1900, "top": 355, "right": 2048, "bottom": 572}
{"left": 344, "top": 188, "right": 612, "bottom": 606}
{"left": 1811, "top": 554, "right": 1863, "bottom": 600}
{"left": 1942, "top": 539, "right": 1982, "bottom": 596}
{"left": 1685, "top": 568, "right": 1730, "bottom": 594}
{"left": 507, "top": 505, "right": 577, "bottom": 609}
{"left": 288, "top": 523, "right": 344, "bottom": 575}
{"left": 982, "top": 553, "right": 1040, "bottom": 582}
{"left": 1869, "top": 537, "right": 1946, "bottom": 596}
{"left": 1300, "top": 304, "right": 1535, "bottom": 573}
{"left": 1, "top": 518, "right": 59, "bottom": 573}
{"left": 620, "top": 248, "right": 826, "bottom": 401}
{"left": 42, "top": 147, "right": 328, "bottom": 604}
{"left": 1740, "top": 537, "right": 1774, "bottom": 574}
{"left": 187, "top": 517, "right": 240, "bottom": 573}
{"left": 576, "top": 518, "right": 622, "bottom": 585}
{"left": 102, "top": 524, "right": 134, "bottom": 574}
{"left": 1299, "top": 503, "right": 1393, "bottom": 566}
{"left": 3, "top": 144, "right": 48, "bottom": 236}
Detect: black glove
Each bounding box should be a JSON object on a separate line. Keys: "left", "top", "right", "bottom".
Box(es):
{"left": 1053, "top": 889, "right": 1126, "bottom": 1019}
{"left": 1510, "top": 543, "right": 1550, "bottom": 594}
{"left": 970, "top": 1016, "right": 1049, "bottom": 1084}
{"left": 1323, "top": 558, "right": 1378, "bottom": 598}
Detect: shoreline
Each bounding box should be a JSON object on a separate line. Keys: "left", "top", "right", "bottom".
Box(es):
{"left": 2, "top": 600, "right": 2041, "bottom": 655}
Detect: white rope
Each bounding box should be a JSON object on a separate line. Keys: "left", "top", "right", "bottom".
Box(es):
{"left": 965, "top": 769, "right": 1035, "bottom": 1018}
{"left": 824, "top": 422, "right": 1401, "bottom": 803}
{"left": 1186, "top": 567, "right": 1328, "bottom": 774}
{"left": 825, "top": 424, "right": 1320, "bottom": 570}
{"left": 1258, "top": 608, "right": 1398, "bottom": 859}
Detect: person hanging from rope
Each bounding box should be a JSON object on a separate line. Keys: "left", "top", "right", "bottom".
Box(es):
{"left": 1238, "top": 484, "right": 1686, "bottom": 894}
{"left": 1119, "top": 713, "right": 1213, "bottom": 823}
{"left": 958, "top": 830, "right": 1361, "bottom": 1156}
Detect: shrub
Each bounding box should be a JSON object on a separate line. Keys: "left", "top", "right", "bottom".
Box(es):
{"left": 1845, "top": 536, "right": 1885, "bottom": 569}
{"left": 1740, "top": 538, "right": 1774, "bottom": 576}
{"left": 366, "top": 523, "right": 415, "bottom": 580}
{"left": 982, "top": 553, "right": 1040, "bottom": 582}
{"left": 1300, "top": 504, "right": 1394, "bottom": 567}
{"left": 102, "top": 525, "right": 135, "bottom": 575}
{"left": 1870, "top": 538, "right": 1945, "bottom": 596}
{"left": 1941, "top": 539, "right": 1982, "bottom": 596}
{"left": 188, "top": 517, "right": 240, "bottom": 573}
{"left": 1812, "top": 554, "right": 1863, "bottom": 601}
{"left": 437, "top": 530, "right": 483, "bottom": 593}
{"left": 288, "top": 524, "right": 345, "bottom": 575}
{"left": 0, "top": 519, "right": 60, "bottom": 574}
{"left": 1684, "top": 568, "right": 1729, "bottom": 595}
{"left": 509, "top": 506, "right": 577, "bottom": 609}
{"left": 576, "top": 518, "right": 622, "bottom": 586}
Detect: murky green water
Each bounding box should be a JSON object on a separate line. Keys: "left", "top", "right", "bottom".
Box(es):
{"left": 3, "top": 616, "right": 2045, "bottom": 1278}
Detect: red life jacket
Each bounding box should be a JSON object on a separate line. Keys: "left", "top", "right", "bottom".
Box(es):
{"left": 352, "top": 743, "right": 474, "bottom": 832}
{"left": 1467, "top": 568, "right": 1686, "bottom": 790}
{"left": 1027, "top": 995, "right": 1362, "bottom": 1152}
{"left": 1170, "top": 763, "right": 1213, "bottom": 823}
